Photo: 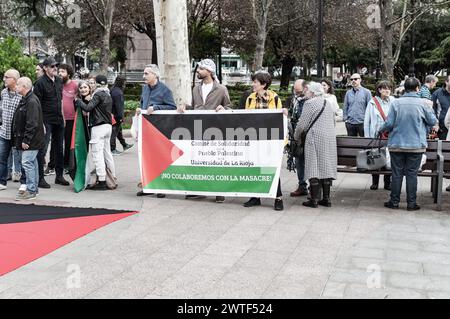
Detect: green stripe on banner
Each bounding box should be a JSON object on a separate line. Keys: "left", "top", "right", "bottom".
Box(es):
{"left": 144, "top": 166, "right": 277, "bottom": 193}
{"left": 73, "top": 108, "right": 88, "bottom": 193}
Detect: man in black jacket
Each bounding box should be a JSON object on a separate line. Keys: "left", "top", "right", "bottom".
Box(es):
{"left": 110, "top": 75, "right": 133, "bottom": 155}
{"left": 33, "top": 56, "right": 70, "bottom": 188}
{"left": 76, "top": 75, "right": 115, "bottom": 190}
{"left": 12, "top": 77, "right": 45, "bottom": 200}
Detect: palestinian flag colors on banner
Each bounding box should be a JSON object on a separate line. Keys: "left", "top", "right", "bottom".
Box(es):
{"left": 139, "top": 110, "right": 287, "bottom": 198}
{"left": 0, "top": 203, "right": 137, "bottom": 276}
{"left": 69, "top": 107, "right": 90, "bottom": 193}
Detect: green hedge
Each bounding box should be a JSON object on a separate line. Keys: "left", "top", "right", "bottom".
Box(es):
{"left": 123, "top": 83, "right": 376, "bottom": 109}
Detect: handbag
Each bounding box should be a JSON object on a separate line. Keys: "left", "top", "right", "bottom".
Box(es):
{"left": 356, "top": 138, "right": 388, "bottom": 172}
{"left": 373, "top": 97, "right": 389, "bottom": 139}
{"left": 294, "top": 100, "right": 326, "bottom": 156}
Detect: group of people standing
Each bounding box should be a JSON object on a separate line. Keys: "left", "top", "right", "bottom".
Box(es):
{"left": 0, "top": 57, "right": 132, "bottom": 199}
{"left": 288, "top": 72, "right": 448, "bottom": 211}
{"left": 2, "top": 56, "right": 448, "bottom": 211}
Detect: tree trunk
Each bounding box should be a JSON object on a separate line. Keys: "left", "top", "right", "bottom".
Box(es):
{"left": 280, "top": 56, "right": 296, "bottom": 90}
{"left": 380, "top": 0, "right": 394, "bottom": 84}
{"left": 151, "top": 37, "right": 158, "bottom": 65}
{"left": 153, "top": 0, "right": 192, "bottom": 105}
{"left": 100, "top": 28, "right": 111, "bottom": 73}
{"left": 253, "top": 23, "right": 267, "bottom": 71}
{"left": 99, "top": 0, "right": 116, "bottom": 73}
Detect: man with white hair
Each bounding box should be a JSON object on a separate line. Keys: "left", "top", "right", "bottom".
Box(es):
{"left": 0, "top": 69, "right": 24, "bottom": 191}
{"left": 420, "top": 74, "right": 438, "bottom": 100}
{"left": 178, "top": 58, "right": 232, "bottom": 203}
{"left": 12, "top": 77, "right": 45, "bottom": 200}
{"left": 136, "top": 64, "right": 176, "bottom": 115}
{"left": 136, "top": 64, "right": 176, "bottom": 197}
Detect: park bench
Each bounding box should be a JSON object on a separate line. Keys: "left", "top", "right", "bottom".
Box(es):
{"left": 336, "top": 136, "right": 445, "bottom": 211}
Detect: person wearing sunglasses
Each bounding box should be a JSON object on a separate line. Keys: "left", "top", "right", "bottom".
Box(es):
{"left": 342, "top": 73, "right": 372, "bottom": 137}
{"left": 33, "top": 56, "right": 70, "bottom": 189}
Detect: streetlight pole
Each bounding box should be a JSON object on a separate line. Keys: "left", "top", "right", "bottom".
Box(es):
{"left": 408, "top": 0, "right": 416, "bottom": 78}
{"left": 217, "top": 1, "right": 223, "bottom": 83}
{"left": 317, "top": 0, "right": 324, "bottom": 78}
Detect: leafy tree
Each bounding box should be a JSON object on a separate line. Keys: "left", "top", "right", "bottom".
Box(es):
{"left": 0, "top": 36, "right": 38, "bottom": 86}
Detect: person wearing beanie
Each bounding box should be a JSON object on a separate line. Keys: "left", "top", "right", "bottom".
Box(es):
{"left": 33, "top": 56, "right": 70, "bottom": 188}
{"left": 177, "top": 58, "right": 232, "bottom": 203}
{"left": 75, "top": 74, "right": 116, "bottom": 190}
{"left": 178, "top": 58, "right": 232, "bottom": 112}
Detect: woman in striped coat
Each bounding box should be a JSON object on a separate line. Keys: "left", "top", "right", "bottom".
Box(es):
{"left": 294, "top": 82, "right": 337, "bottom": 208}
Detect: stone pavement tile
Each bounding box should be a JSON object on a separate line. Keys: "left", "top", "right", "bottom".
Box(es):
{"left": 150, "top": 265, "right": 229, "bottom": 298}
{"left": 0, "top": 269, "right": 60, "bottom": 287}
{"left": 357, "top": 238, "right": 420, "bottom": 251}
{"left": 298, "top": 232, "right": 346, "bottom": 250}
{"left": 16, "top": 255, "right": 65, "bottom": 272}
{"left": 261, "top": 268, "right": 330, "bottom": 298}
{"left": 427, "top": 291, "right": 450, "bottom": 299}
{"left": 423, "top": 263, "right": 450, "bottom": 277}
{"left": 252, "top": 227, "right": 307, "bottom": 254}
{"left": 387, "top": 273, "right": 432, "bottom": 290}
{"left": 183, "top": 253, "right": 242, "bottom": 269}
{"left": 335, "top": 256, "right": 422, "bottom": 275}
{"left": 391, "top": 231, "right": 450, "bottom": 247}
{"left": 236, "top": 211, "right": 283, "bottom": 227}
{"left": 87, "top": 275, "right": 158, "bottom": 299}
{"left": 234, "top": 249, "right": 290, "bottom": 271}
{"left": 422, "top": 243, "right": 450, "bottom": 254}
{"left": 343, "top": 284, "right": 425, "bottom": 299}
{"left": 289, "top": 246, "right": 339, "bottom": 267}
{"left": 345, "top": 247, "right": 386, "bottom": 260}
{"left": 329, "top": 268, "right": 386, "bottom": 286}
{"left": 216, "top": 224, "right": 271, "bottom": 243}
{"left": 387, "top": 249, "right": 450, "bottom": 265}
{"left": 19, "top": 259, "right": 129, "bottom": 298}
{"left": 379, "top": 223, "right": 418, "bottom": 233}
{"left": 306, "top": 220, "right": 350, "bottom": 235}
{"left": 276, "top": 211, "right": 319, "bottom": 226}
{"left": 206, "top": 266, "right": 279, "bottom": 298}
{"left": 321, "top": 281, "right": 347, "bottom": 298}
{"left": 149, "top": 241, "right": 211, "bottom": 264}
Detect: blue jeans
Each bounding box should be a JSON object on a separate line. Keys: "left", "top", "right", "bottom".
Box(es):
{"left": 38, "top": 122, "right": 65, "bottom": 179}
{"left": 389, "top": 152, "right": 423, "bottom": 207}
{"left": 8, "top": 148, "right": 22, "bottom": 174}
{"left": 0, "top": 136, "right": 13, "bottom": 186}
{"left": 295, "top": 154, "right": 307, "bottom": 191}
{"left": 20, "top": 150, "right": 39, "bottom": 194}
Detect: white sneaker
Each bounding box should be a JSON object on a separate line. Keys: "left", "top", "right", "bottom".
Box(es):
{"left": 0, "top": 184, "right": 7, "bottom": 190}
{"left": 11, "top": 172, "right": 21, "bottom": 182}
{"left": 18, "top": 184, "right": 27, "bottom": 192}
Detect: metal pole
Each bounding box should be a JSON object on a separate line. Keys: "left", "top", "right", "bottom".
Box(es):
{"left": 409, "top": 0, "right": 416, "bottom": 77}
{"left": 28, "top": 25, "right": 31, "bottom": 55}
{"left": 218, "top": 1, "right": 223, "bottom": 83}
{"left": 317, "top": 0, "right": 324, "bottom": 78}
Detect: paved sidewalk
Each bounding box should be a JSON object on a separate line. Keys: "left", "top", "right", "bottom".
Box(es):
{"left": 1, "top": 128, "right": 450, "bottom": 299}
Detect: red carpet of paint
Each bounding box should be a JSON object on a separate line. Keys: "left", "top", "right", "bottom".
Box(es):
{"left": 0, "top": 203, "right": 137, "bottom": 276}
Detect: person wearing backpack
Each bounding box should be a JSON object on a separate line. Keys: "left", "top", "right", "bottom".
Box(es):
{"left": 364, "top": 81, "right": 394, "bottom": 191}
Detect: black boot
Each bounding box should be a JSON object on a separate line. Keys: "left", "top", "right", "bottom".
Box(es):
{"left": 318, "top": 179, "right": 332, "bottom": 207}
{"left": 384, "top": 175, "right": 391, "bottom": 190}
{"left": 370, "top": 174, "right": 379, "bottom": 190}
{"left": 303, "top": 179, "right": 320, "bottom": 208}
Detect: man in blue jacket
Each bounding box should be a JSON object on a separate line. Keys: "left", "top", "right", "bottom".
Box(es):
{"left": 136, "top": 64, "right": 176, "bottom": 197}
{"left": 137, "top": 64, "right": 176, "bottom": 114}
{"left": 379, "top": 77, "right": 437, "bottom": 211}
